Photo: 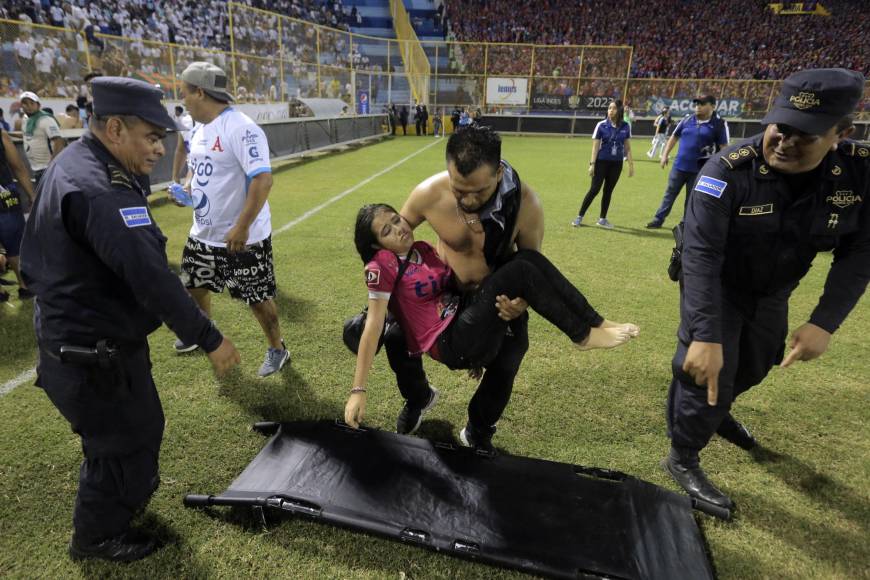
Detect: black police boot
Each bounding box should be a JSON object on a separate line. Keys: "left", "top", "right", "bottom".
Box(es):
{"left": 716, "top": 414, "right": 757, "bottom": 450}
{"left": 459, "top": 422, "right": 496, "bottom": 455}
{"left": 69, "top": 530, "right": 159, "bottom": 562}
{"left": 396, "top": 385, "right": 439, "bottom": 435}
{"left": 662, "top": 448, "right": 734, "bottom": 510}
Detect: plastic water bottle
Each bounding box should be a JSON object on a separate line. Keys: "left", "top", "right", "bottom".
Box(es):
{"left": 169, "top": 183, "right": 193, "bottom": 207}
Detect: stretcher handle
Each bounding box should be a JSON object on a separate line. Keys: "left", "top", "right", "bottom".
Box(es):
{"left": 691, "top": 497, "right": 732, "bottom": 521}
{"left": 183, "top": 494, "right": 269, "bottom": 508}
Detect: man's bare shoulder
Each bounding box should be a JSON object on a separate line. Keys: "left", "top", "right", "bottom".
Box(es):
{"left": 520, "top": 180, "right": 543, "bottom": 213}
{"left": 410, "top": 170, "right": 450, "bottom": 201}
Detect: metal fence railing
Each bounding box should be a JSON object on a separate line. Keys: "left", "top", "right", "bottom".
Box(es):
{"left": 2, "top": 13, "right": 867, "bottom": 120}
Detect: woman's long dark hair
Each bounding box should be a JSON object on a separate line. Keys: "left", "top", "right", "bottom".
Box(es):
{"left": 610, "top": 99, "right": 625, "bottom": 124}
{"left": 354, "top": 203, "right": 398, "bottom": 263}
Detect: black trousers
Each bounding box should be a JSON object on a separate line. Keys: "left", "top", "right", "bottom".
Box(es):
{"left": 36, "top": 341, "right": 164, "bottom": 542}
{"left": 666, "top": 290, "right": 789, "bottom": 454}
{"left": 579, "top": 159, "right": 623, "bottom": 219}
{"left": 415, "top": 119, "right": 423, "bottom": 135}
{"left": 386, "top": 250, "right": 602, "bottom": 430}
{"left": 436, "top": 250, "right": 603, "bottom": 366}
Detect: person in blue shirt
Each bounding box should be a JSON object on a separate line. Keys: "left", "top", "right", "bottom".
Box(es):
{"left": 646, "top": 95, "right": 729, "bottom": 228}
{"left": 572, "top": 99, "right": 634, "bottom": 229}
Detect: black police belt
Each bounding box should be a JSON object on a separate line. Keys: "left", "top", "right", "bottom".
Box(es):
{"left": 0, "top": 184, "right": 20, "bottom": 212}
{"left": 57, "top": 339, "right": 122, "bottom": 369}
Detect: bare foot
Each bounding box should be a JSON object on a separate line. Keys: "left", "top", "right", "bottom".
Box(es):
{"left": 575, "top": 326, "right": 632, "bottom": 351}
{"left": 601, "top": 319, "right": 640, "bottom": 337}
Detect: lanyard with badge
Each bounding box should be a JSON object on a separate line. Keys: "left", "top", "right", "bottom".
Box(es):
{"left": 610, "top": 122, "right": 618, "bottom": 157}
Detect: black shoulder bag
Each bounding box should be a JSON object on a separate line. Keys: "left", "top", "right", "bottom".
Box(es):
{"left": 342, "top": 251, "right": 411, "bottom": 355}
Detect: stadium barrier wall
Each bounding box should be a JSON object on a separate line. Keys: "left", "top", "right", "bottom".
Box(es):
{"left": 479, "top": 115, "right": 870, "bottom": 142}
{"left": 12, "top": 114, "right": 389, "bottom": 194}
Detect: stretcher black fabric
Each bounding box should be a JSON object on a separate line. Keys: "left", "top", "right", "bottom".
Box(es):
{"left": 196, "top": 421, "right": 714, "bottom": 579}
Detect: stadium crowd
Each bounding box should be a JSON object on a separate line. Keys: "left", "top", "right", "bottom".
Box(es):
{"left": 442, "top": 0, "right": 869, "bottom": 79}
{"left": 1, "top": 0, "right": 351, "bottom": 49}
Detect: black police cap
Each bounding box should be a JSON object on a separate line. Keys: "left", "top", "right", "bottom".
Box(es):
{"left": 762, "top": 68, "right": 864, "bottom": 135}
{"left": 91, "top": 77, "right": 176, "bottom": 131}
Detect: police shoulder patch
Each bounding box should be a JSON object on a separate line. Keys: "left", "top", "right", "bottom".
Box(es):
{"left": 119, "top": 206, "right": 152, "bottom": 228}
{"left": 695, "top": 175, "right": 728, "bottom": 199}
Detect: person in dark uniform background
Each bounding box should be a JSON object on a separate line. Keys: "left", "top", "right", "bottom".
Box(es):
{"left": 20, "top": 77, "right": 241, "bottom": 562}
{"left": 663, "top": 68, "right": 868, "bottom": 511}
{"left": 0, "top": 126, "right": 35, "bottom": 299}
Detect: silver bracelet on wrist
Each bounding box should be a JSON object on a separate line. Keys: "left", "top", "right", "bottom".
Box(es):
{"left": 350, "top": 386, "right": 367, "bottom": 394}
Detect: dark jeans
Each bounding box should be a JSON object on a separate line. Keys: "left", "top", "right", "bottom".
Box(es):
{"left": 36, "top": 341, "right": 164, "bottom": 542}
{"left": 652, "top": 168, "right": 697, "bottom": 225}
{"left": 579, "top": 159, "right": 623, "bottom": 219}
{"left": 436, "top": 250, "right": 603, "bottom": 366}
{"left": 385, "top": 250, "right": 603, "bottom": 431}
{"left": 666, "top": 290, "right": 789, "bottom": 456}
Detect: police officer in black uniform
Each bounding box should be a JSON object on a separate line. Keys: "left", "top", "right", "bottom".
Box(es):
{"left": 20, "top": 77, "right": 241, "bottom": 561}
{"left": 663, "top": 68, "right": 869, "bottom": 511}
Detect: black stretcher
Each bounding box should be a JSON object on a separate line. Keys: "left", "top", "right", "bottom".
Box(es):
{"left": 184, "top": 421, "right": 716, "bottom": 579}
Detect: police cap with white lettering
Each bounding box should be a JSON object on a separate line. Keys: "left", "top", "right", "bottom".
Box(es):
{"left": 761, "top": 68, "right": 864, "bottom": 135}
{"left": 91, "top": 77, "right": 176, "bottom": 130}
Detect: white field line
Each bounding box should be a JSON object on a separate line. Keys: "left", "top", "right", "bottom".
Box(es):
{"left": 274, "top": 138, "right": 441, "bottom": 236}
{"left": 1, "top": 139, "right": 441, "bottom": 398}
{"left": 0, "top": 368, "right": 36, "bottom": 397}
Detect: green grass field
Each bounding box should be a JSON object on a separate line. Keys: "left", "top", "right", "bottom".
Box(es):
{"left": 0, "top": 135, "right": 867, "bottom": 579}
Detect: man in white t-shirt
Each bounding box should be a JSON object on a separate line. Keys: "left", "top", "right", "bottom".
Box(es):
{"left": 20, "top": 91, "right": 65, "bottom": 184}
{"left": 174, "top": 62, "right": 290, "bottom": 377}
{"left": 13, "top": 34, "right": 34, "bottom": 86}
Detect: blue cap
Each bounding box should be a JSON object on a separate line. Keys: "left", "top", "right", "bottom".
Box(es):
{"left": 761, "top": 68, "right": 864, "bottom": 135}
{"left": 91, "top": 77, "right": 176, "bottom": 131}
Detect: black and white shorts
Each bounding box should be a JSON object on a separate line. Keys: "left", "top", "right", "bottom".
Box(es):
{"left": 180, "top": 236, "right": 276, "bottom": 305}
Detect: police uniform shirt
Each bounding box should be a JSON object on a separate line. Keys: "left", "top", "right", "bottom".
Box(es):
{"left": 672, "top": 113, "right": 730, "bottom": 173}
{"left": 680, "top": 135, "right": 870, "bottom": 343}
{"left": 592, "top": 119, "right": 631, "bottom": 162}
{"left": 186, "top": 107, "right": 272, "bottom": 247}
{"left": 20, "top": 132, "right": 223, "bottom": 351}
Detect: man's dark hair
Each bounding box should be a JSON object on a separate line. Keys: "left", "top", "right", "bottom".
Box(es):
{"left": 175, "top": 105, "right": 184, "bottom": 115}
{"left": 446, "top": 125, "right": 501, "bottom": 176}
{"left": 83, "top": 71, "right": 102, "bottom": 83}
{"left": 43, "top": 107, "right": 54, "bottom": 115}
{"left": 90, "top": 114, "right": 142, "bottom": 131}
{"left": 354, "top": 203, "right": 398, "bottom": 264}
{"left": 66, "top": 104, "right": 78, "bottom": 114}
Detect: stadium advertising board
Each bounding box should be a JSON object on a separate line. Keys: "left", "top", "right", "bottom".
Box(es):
{"left": 531, "top": 93, "right": 610, "bottom": 112}
{"left": 486, "top": 78, "right": 529, "bottom": 106}
{"left": 646, "top": 97, "right": 744, "bottom": 117}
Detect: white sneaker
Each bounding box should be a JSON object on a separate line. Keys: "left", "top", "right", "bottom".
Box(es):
{"left": 571, "top": 215, "right": 583, "bottom": 227}
{"left": 596, "top": 218, "right": 614, "bottom": 229}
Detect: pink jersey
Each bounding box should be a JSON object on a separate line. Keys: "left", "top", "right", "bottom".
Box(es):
{"left": 365, "top": 241, "right": 459, "bottom": 355}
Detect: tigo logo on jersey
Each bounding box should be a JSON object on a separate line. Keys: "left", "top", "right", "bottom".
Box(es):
{"left": 694, "top": 176, "right": 728, "bottom": 198}
{"left": 119, "top": 206, "right": 152, "bottom": 228}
